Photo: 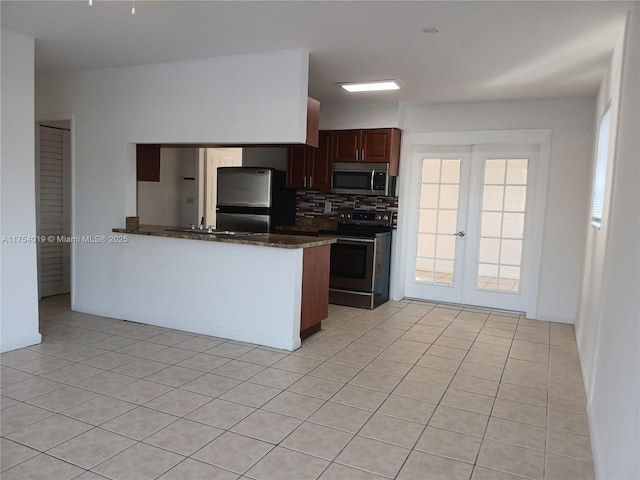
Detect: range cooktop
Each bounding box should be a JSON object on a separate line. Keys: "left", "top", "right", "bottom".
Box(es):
{"left": 319, "top": 209, "right": 394, "bottom": 237}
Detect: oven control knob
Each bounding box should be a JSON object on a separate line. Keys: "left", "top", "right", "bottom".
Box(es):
{"left": 383, "top": 215, "right": 389, "bottom": 221}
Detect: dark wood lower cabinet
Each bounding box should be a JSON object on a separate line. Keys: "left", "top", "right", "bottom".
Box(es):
{"left": 300, "top": 244, "right": 330, "bottom": 339}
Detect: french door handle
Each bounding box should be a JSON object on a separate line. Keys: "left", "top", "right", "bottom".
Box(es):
{"left": 452, "top": 231, "right": 466, "bottom": 237}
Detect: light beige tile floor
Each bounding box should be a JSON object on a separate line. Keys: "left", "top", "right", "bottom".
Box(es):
{"left": 1, "top": 295, "right": 594, "bottom": 480}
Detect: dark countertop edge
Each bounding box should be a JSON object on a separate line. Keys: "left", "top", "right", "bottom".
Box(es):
{"left": 112, "top": 228, "right": 336, "bottom": 249}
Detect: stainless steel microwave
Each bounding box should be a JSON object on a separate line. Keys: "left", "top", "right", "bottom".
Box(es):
{"left": 331, "top": 162, "right": 396, "bottom": 196}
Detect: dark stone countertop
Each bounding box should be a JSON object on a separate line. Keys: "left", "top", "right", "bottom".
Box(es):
{"left": 112, "top": 225, "right": 336, "bottom": 249}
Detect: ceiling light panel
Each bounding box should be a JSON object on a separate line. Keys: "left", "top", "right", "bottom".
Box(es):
{"left": 340, "top": 80, "right": 401, "bottom": 93}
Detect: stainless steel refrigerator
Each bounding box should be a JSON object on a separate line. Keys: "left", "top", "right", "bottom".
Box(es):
{"left": 216, "top": 167, "right": 296, "bottom": 232}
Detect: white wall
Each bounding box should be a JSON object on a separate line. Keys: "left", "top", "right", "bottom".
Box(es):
{"left": 0, "top": 29, "right": 42, "bottom": 352}
{"left": 137, "top": 148, "right": 183, "bottom": 226}
{"left": 403, "top": 100, "right": 594, "bottom": 323}
{"left": 243, "top": 147, "right": 287, "bottom": 170}
{"left": 576, "top": 7, "right": 640, "bottom": 479}
{"left": 323, "top": 98, "right": 595, "bottom": 323}
{"left": 576, "top": 23, "right": 626, "bottom": 404}
{"left": 35, "top": 49, "right": 309, "bottom": 319}
{"left": 117, "top": 235, "right": 303, "bottom": 351}
{"left": 320, "top": 101, "right": 400, "bottom": 129}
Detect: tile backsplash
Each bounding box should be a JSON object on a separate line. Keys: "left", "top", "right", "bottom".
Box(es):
{"left": 296, "top": 190, "right": 399, "bottom": 226}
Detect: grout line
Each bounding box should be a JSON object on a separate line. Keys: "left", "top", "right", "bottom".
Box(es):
{"left": 2, "top": 296, "right": 593, "bottom": 480}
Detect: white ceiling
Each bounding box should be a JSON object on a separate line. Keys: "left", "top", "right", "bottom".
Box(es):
{"left": 1, "top": 0, "right": 632, "bottom": 105}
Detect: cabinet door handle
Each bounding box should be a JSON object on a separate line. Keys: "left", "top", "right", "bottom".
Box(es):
{"left": 304, "top": 176, "right": 307, "bottom": 188}
{"left": 361, "top": 149, "right": 365, "bottom": 162}
{"left": 355, "top": 149, "right": 359, "bottom": 162}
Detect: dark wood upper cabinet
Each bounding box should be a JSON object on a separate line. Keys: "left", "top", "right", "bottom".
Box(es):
{"left": 310, "top": 130, "right": 332, "bottom": 190}
{"left": 286, "top": 145, "right": 308, "bottom": 189}
{"left": 361, "top": 129, "right": 394, "bottom": 162}
{"left": 332, "top": 129, "right": 361, "bottom": 163}
{"left": 331, "top": 128, "right": 401, "bottom": 175}
{"left": 136, "top": 144, "right": 161, "bottom": 182}
{"left": 286, "top": 130, "right": 332, "bottom": 190}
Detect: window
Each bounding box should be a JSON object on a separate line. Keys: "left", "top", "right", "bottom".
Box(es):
{"left": 591, "top": 105, "right": 612, "bottom": 228}
{"left": 477, "top": 157, "right": 529, "bottom": 293}
{"left": 415, "top": 158, "right": 461, "bottom": 285}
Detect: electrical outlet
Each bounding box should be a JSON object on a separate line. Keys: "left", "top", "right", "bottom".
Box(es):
{"left": 324, "top": 200, "right": 332, "bottom": 213}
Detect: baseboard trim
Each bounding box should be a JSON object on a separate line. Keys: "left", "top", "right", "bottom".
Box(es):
{"left": 0, "top": 332, "right": 42, "bottom": 353}
{"left": 533, "top": 313, "right": 575, "bottom": 324}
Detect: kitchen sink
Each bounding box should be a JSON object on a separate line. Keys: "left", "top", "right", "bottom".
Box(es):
{"left": 211, "top": 230, "right": 260, "bottom": 236}
{"left": 165, "top": 228, "right": 262, "bottom": 236}
{"left": 165, "top": 227, "right": 211, "bottom": 234}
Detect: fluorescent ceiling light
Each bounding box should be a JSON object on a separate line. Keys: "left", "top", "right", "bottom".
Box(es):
{"left": 340, "top": 80, "right": 401, "bottom": 93}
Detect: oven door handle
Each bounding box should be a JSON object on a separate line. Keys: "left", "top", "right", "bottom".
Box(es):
{"left": 370, "top": 170, "right": 375, "bottom": 193}
{"left": 335, "top": 237, "right": 376, "bottom": 244}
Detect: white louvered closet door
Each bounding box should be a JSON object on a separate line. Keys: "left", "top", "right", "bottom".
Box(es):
{"left": 38, "top": 125, "right": 71, "bottom": 297}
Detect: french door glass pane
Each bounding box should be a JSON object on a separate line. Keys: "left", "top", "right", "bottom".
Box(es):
{"left": 417, "top": 233, "right": 436, "bottom": 257}
{"left": 484, "top": 159, "right": 506, "bottom": 184}
{"left": 439, "top": 185, "right": 460, "bottom": 209}
{"left": 415, "top": 158, "right": 461, "bottom": 285}
{"left": 477, "top": 157, "right": 529, "bottom": 293}
{"left": 506, "top": 159, "right": 529, "bottom": 184}
{"left": 420, "top": 185, "right": 439, "bottom": 207}
{"left": 481, "top": 212, "right": 502, "bottom": 237}
{"left": 504, "top": 186, "right": 527, "bottom": 211}
{"left": 441, "top": 159, "right": 460, "bottom": 182}
{"left": 479, "top": 238, "right": 500, "bottom": 263}
{"left": 436, "top": 235, "right": 456, "bottom": 259}
{"left": 483, "top": 186, "right": 504, "bottom": 210}
{"left": 419, "top": 209, "right": 437, "bottom": 232}
{"left": 502, "top": 213, "right": 525, "bottom": 238}
{"left": 437, "top": 210, "right": 458, "bottom": 232}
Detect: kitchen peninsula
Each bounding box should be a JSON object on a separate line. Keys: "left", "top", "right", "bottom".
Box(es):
{"left": 112, "top": 225, "right": 335, "bottom": 351}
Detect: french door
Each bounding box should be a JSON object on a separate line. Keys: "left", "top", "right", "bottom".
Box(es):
{"left": 405, "top": 144, "right": 539, "bottom": 312}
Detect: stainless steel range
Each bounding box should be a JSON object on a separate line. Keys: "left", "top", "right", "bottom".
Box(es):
{"left": 320, "top": 209, "right": 393, "bottom": 309}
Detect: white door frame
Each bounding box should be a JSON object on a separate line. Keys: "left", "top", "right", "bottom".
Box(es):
{"left": 393, "top": 129, "right": 551, "bottom": 319}
{"left": 203, "top": 147, "right": 243, "bottom": 227}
